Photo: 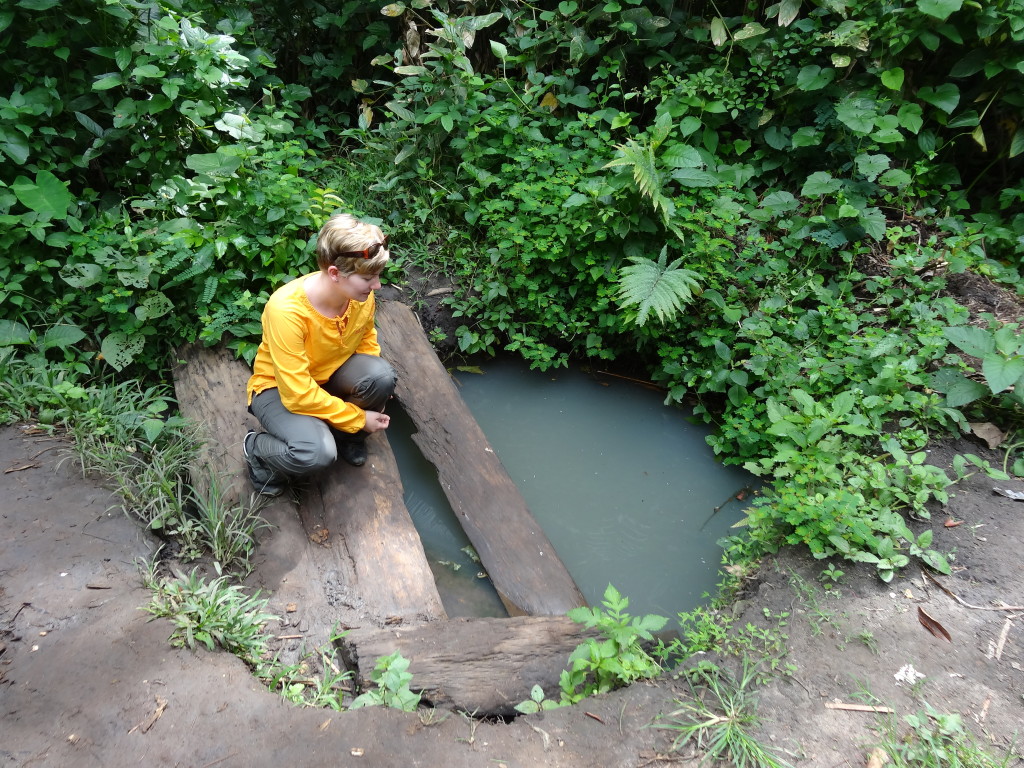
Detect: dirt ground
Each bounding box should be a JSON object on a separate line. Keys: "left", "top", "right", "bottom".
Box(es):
{"left": 2, "top": 417, "right": 1022, "bottom": 767}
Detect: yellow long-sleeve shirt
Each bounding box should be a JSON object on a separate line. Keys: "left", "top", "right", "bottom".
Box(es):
{"left": 246, "top": 273, "right": 381, "bottom": 433}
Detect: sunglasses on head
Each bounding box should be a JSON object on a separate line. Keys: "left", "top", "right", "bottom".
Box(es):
{"left": 337, "top": 234, "right": 389, "bottom": 260}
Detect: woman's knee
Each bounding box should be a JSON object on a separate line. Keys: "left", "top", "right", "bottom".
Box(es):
{"left": 286, "top": 430, "right": 337, "bottom": 474}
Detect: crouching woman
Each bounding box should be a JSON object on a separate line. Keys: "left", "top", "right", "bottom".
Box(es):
{"left": 243, "top": 213, "right": 397, "bottom": 497}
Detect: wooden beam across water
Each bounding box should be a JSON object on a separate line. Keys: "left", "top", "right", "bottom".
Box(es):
{"left": 171, "top": 344, "right": 445, "bottom": 640}
{"left": 375, "top": 300, "right": 587, "bottom": 617}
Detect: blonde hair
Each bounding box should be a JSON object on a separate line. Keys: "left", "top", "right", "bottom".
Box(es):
{"left": 315, "top": 212, "right": 390, "bottom": 276}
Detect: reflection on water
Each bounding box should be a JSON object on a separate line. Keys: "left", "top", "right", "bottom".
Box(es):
{"left": 389, "top": 357, "right": 755, "bottom": 620}
{"left": 388, "top": 409, "right": 508, "bottom": 618}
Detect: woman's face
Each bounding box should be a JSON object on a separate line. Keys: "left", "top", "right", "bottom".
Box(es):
{"left": 328, "top": 266, "right": 381, "bottom": 302}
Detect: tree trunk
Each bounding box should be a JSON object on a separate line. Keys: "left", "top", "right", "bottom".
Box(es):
{"left": 375, "top": 300, "right": 587, "bottom": 617}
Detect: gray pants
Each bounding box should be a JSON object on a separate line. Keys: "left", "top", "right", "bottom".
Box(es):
{"left": 247, "top": 353, "right": 397, "bottom": 482}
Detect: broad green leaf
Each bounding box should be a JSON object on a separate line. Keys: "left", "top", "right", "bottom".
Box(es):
{"left": 835, "top": 97, "right": 875, "bottom": 134}
{"left": 791, "top": 388, "right": 815, "bottom": 413}
{"left": 855, "top": 153, "right": 890, "bottom": 182}
{"left": 948, "top": 110, "right": 980, "bottom": 129}
{"left": 100, "top": 332, "right": 145, "bottom": 371}
{"left": 74, "top": 111, "right": 105, "bottom": 138}
{"left": 62, "top": 263, "right": 103, "bottom": 289}
{"left": 777, "top": 0, "right": 800, "bottom": 25}
{"left": 141, "top": 419, "right": 165, "bottom": 443}
{"left": 131, "top": 64, "right": 164, "bottom": 79}
{"left": 733, "top": 22, "right": 768, "bottom": 40}
{"left": 971, "top": 125, "right": 987, "bottom": 151}
{"left": 1010, "top": 128, "right": 1024, "bottom": 159}
{"left": 18, "top": 0, "right": 61, "bottom": 9}
{"left": 670, "top": 168, "right": 718, "bottom": 187}
{"left": 710, "top": 17, "right": 728, "bottom": 46}
{"left": 12, "top": 171, "right": 72, "bottom": 221}
{"left": 917, "top": 83, "right": 960, "bottom": 114}
{"left": 801, "top": 171, "right": 842, "bottom": 197}
{"left": 115, "top": 47, "right": 132, "bottom": 71}
{"left": 394, "top": 65, "right": 427, "bottom": 75}
{"left": 880, "top": 67, "right": 904, "bottom": 90}
{"left": 879, "top": 169, "right": 912, "bottom": 188}
{"left": 796, "top": 65, "right": 835, "bottom": 91}
{"left": 562, "top": 193, "right": 588, "bottom": 208}
{"left": 897, "top": 103, "right": 924, "bottom": 134}
{"left": 135, "top": 291, "right": 174, "bottom": 321}
{"left": 792, "top": 126, "right": 822, "bottom": 147}
{"left": 0, "top": 12, "right": 13, "bottom": 33}
{"left": 386, "top": 100, "right": 416, "bottom": 121}
{"left": 993, "top": 325, "right": 1023, "bottom": 356}
{"left": 0, "top": 319, "right": 31, "bottom": 345}
{"left": 982, "top": 355, "right": 1024, "bottom": 394}
{"left": 490, "top": 40, "right": 508, "bottom": 60}
{"left": 185, "top": 152, "right": 243, "bottom": 176}
{"left": 465, "top": 11, "right": 503, "bottom": 30}
{"left": 943, "top": 325, "right": 994, "bottom": 357}
{"left": 92, "top": 73, "right": 122, "bottom": 91}
{"left": 858, "top": 207, "right": 887, "bottom": 240}
{"left": 661, "top": 144, "right": 702, "bottom": 168}
{"left": 759, "top": 190, "right": 799, "bottom": 214}
{"left": 41, "top": 324, "right": 87, "bottom": 351}
{"left": 0, "top": 129, "right": 30, "bottom": 164}
{"left": 917, "top": 0, "right": 963, "bottom": 20}
{"left": 871, "top": 115, "right": 904, "bottom": 144}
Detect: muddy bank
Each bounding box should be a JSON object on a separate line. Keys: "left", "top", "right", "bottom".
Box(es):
{"left": 2, "top": 425, "right": 1022, "bottom": 767}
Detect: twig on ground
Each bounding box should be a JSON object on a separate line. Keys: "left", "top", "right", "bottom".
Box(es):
{"left": 922, "top": 570, "right": 1024, "bottom": 611}
{"left": 824, "top": 702, "right": 895, "bottom": 714}
{"left": 993, "top": 618, "right": 1012, "bottom": 660}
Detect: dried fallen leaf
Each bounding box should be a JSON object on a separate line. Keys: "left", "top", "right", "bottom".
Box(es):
{"left": 944, "top": 518, "right": 964, "bottom": 528}
{"left": 917, "top": 606, "right": 952, "bottom": 642}
{"left": 866, "top": 746, "right": 890, "bottom": 768}
{"left": 318, "top": 719, "right": 332, "bottom": 731}
{"left": 286, "top": 603, "right": 298, "bottom": 613}
{"left": 4, "top": 463, "right": 39, "bottom": 474}
{"left": 309, "top": 528, "right": 329, "bottom": 545}
{"left": 969, "top": 422, "right": 1005, "bottom": 449}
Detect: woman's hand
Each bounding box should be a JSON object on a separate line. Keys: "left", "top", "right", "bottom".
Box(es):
{"left": 363, "top": 410, "right": 391, "bottom": 432}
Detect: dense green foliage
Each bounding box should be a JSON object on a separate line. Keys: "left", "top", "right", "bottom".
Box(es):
{"left": 2, "top": 0, "right": 1023, "bottom": 580}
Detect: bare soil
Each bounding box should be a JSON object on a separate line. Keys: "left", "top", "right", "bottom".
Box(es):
{"left": 2, "top": 422, "right": 1022, "bottom": 767}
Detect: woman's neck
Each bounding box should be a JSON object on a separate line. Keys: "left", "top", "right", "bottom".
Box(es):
{"left": 305, "top": 272, "right": 349, "bottom": 318}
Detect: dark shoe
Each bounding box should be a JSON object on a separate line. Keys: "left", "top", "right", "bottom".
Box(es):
{"left": 243, "top": 430, "right": 287, "bottom": 497}
{"left": 337, "top": 437, "right": 367, "bottom": 467}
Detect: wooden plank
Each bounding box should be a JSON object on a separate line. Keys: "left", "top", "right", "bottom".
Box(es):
{"left": 301, "top": 435, "right": 446, "bottom": 624}
{"left": 171, "top": 344, "right": 256, "bottom": 508}
{"left": 171, "top": 344, "right": 444, "bottom": 633}
{"left": 341, "top": 616, "right": 597, "bottom": 716}
{"left": 375, "top": 301, "right": 587, "bottom": 617}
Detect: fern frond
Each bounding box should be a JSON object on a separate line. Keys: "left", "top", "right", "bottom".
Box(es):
{"left": 616, "top": 246, "right": 700, "bottom": 327}
{"left": 200, "top": 275, "right": 218, "bottom": 306}
{"left": 603, "top": 139, "right": 675, "bottom": 224}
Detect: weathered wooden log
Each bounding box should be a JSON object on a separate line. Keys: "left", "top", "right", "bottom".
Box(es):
{"left": 170, "top": 344, "right": 256, "bottom": 506}
{"left": 300, "top": 436, "right": 445, "bottom": 624}
{"left": 341, "top": 616, "right": 598, "bottom": 716}
{"left": 375, "top": 300, "right": 587, "bottom": 617}
{"left": 170, "top": 344, "right": 444, "bottom": 632}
